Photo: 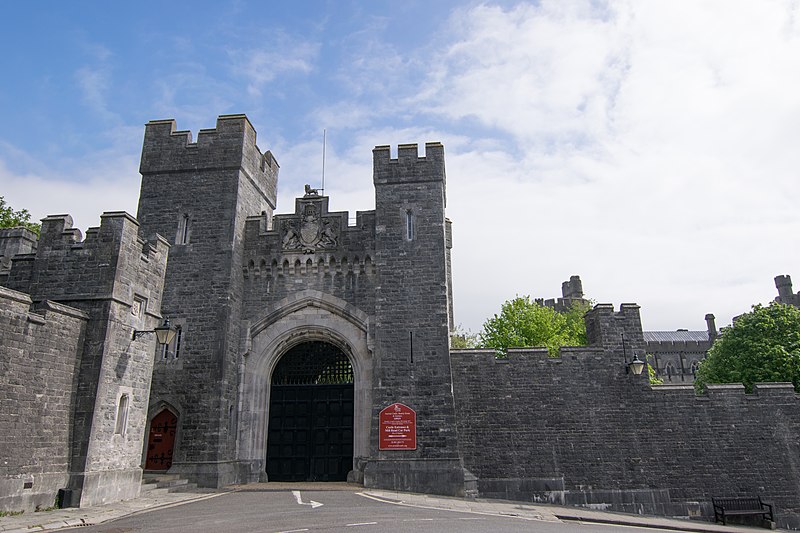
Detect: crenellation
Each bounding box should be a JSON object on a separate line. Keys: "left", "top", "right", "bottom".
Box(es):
{"left": 6, "top": 114, "right": 800, "bottom": 526}
{"left": 373, "top": 142, "right": 446, "bottom": 187}
{"left": 0, "top": 206, "right": 169, "bottom": 510}
{"left": 775, "top": 274, "right": 800, "bottom": 307}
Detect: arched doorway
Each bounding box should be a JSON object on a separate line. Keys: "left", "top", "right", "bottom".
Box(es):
{"left": 145, "top": 409, "right": 177, "bottom": 471}
{"left": 266, "top": 341, "right": 354, "bottom": 481}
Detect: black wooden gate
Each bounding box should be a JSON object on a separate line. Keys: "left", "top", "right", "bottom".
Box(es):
{"left": 266, "top": 342, "right": 354, "bottom": 482}
{"left": 267, "top": 384, "right": 354, "bottom": 481}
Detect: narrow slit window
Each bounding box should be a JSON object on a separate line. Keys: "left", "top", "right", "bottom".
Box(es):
{"left": 177, "top": 214, "right": 190, "bottom": 245}
{"left": 406, "top": 210, "right": 414, "bottom": 241}
{"left": 115, "top": 394, "right": 129, "bottom": 436}
{"left": 174, "top": 328, "right": 182, "bottom": 358}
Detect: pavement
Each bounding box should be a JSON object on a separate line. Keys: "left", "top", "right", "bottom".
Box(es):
{"left": 0, "top": 483, "right": 776, "bottom": 533}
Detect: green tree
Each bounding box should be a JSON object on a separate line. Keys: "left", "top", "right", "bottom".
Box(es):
{"left": 695, "top": 302, "right": 800, "bottom": 393}
{"left": 0, "top": 196, "right": 40, "bottom": 234}
{"left": 479, "top": 296, "right": 590, "bottom": 356}
{"left": 645, "top": 354, "right": 663, "bottom": 385}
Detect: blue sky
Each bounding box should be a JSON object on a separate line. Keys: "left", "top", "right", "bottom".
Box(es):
{"left": 2, "top": 1, "right": 800, "bottom": 333}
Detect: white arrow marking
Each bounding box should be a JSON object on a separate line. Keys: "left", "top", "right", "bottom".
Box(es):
{"left": 292, "top": 490, "right": 323, "bottom": 509}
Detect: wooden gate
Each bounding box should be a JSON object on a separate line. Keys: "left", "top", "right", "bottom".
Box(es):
{"left": 266, "top": 341, "right": 354, "bottom": 481}
{"left": 145, "top": 409, "right": 177, "bottom": 471}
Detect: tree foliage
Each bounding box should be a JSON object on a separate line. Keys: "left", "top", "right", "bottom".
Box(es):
{"left": 450, "top": 324, "right": 479, "bottom": 349}
{"left": 695, "top": 302, "right": 800, "bottom": 393}
{"left": 645, "top": 355, "right": 663, "bottom": 385}
{"left": 479, "top": 296, "right": 591, "bottom": 356}
{"left": 0, "top": 196, "right": 40, "bottom": 234}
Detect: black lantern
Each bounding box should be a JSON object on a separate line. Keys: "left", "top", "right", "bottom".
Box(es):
{"left": 133, "top": 318, "right": 178, "bottom": 346}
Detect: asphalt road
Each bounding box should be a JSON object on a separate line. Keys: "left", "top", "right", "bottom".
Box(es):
{"left": 69, "top": 486, "right": 678, "bottom": 533}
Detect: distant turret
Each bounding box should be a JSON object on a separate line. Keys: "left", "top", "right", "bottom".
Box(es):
{"left": 538, "top": 275, "right": 589, "bottom": 312}
{"left": 775, "top": 275, "right": 800, "bottom": 307}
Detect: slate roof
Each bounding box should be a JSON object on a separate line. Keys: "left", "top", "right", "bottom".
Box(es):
{"left": 643, "top": 330, "right": 709, "bottom": 343}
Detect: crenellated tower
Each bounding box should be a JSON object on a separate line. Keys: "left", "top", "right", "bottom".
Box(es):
{"left": 1, "top": 212, "right": 169, "bottom": 509}
{"left": 366, "top": 143, "right": 464, "bottom": 495}
{"left": 136, "top": 115, "right": 278, "bottom": 487}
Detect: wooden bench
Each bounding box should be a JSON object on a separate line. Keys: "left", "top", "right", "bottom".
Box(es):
{"left": 712, "top": 497, "right": 774, "bottom": 525}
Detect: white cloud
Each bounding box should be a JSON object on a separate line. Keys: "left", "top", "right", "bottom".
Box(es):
{"left": 5, "top": 1, "right": 800, "bottom": 338}
{"left": 228, "top": 35, "right": 319, "bottom": 98}
{"left": 0, "top": 158, "right": 140, "bottom": 234}
{"left": 408, "top": 1, "right": 800, "bottom": 332}
{"left": 0, "top": 123, "right": 143, "bottom": 233}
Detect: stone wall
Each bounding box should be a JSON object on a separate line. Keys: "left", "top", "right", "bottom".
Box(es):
{"left": 137, "top": 115, "right": 277, "bottom": 487}
{"left": 451, "top": 304, "right": 800, "bottom": 528}
{"left": 0, "top": 212, "right": 169, "bottom": 509}
{"left": 365, "top": 142, "right": 464, "bottom": 495}
{"left": 0, "top": 288, "right": 87, "bottom": 511}
{"left": 241, "top": 196, "right": 378, "bottom": 321}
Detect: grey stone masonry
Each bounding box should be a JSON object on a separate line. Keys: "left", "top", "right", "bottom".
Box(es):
{"left": 0, "top": 212, "right": 170, "bottom": 510}
{"left": 137, "top": 115, "right": 277, "bottom": 488}
{"left": 775, "top": 274, "right": 800, "bottom": 307}
{"left": 0, "top": 227, "right": 37, "bottom": 282}
{"left": 238, "top": 192, "right": 379, "bottom": 483}
{"left": 366, "top": 143, "right": 464, "bottom": 496}
{"left": 451, "top": 303, "right": 800, "bottom": 529}
{"left": 135, "top": 115, "right": 464, "bottom": 497}
{"left": 0, "top": 288, "right": 87, "bottom": 512}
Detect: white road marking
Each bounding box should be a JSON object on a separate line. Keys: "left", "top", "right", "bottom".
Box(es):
{"left": 346, "top": 522, "right": 378, "bottom": 526}
{"left": 292, "top": 490, "right": 324, "bottom": 509}
{"left": 357, "top": 492, "right": 541, "bottom": 521}
{"left": 276, "top": 530, "right": 309, "bottom": 533}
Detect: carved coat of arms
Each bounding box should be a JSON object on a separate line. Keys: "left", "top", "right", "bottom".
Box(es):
{"left": 281, "top": 201, "right": 339, "bottom": 251}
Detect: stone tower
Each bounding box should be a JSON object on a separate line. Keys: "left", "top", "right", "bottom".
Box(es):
{"left": 135, "top": 115, "right": 464, "bottom": 495}
{"left": 364, "top": 143, "right": 463, "bottom": 493}
{"left": 137, "top": 115, "right": 279, "bottom": 486}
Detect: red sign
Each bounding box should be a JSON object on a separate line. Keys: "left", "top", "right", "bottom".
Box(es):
{"left": 379, "top": 403, "right": 417, "bottom": 450}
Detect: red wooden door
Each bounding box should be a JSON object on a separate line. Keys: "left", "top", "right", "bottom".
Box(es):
{"left": 145, "top": 409, "right": 177, "bottom": 470}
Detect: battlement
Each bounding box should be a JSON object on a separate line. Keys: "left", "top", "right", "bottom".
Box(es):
{"left": 2, "top": 211, "right": 169, "bottom": 309}
{"left": 450, "top": 347, "right": 799, "bottom": 402}
{"left": 645, "top": 339, "right": 709, "bottom": 351}
{"left": 372, "top": 142, "right": 446, "bottom": 186}
{"left": 0, "top": 226, "right": 38, "bottom": 275}
{"left": 139, "top": 115, "right": 279, "bottom": 209}
{"left": 585, "top": 303, "right": 645, "bottom": 354}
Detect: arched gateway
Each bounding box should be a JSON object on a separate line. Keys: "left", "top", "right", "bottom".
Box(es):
{"left": 237, "top": 291, "right": 373, "bottom": 483}
{"left": 139, "top": 116, "right": 462, "bottom": 495}
{"left": 267, "top": 341, "right": 353, "bottom": 481}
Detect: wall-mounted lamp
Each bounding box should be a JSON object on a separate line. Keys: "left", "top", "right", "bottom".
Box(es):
{"left": 621, "top": 332, "right": 646, "bottom": 375}
{"left": 627, "top": 354, "right": 646, "bottom": 375}
{"left": 133, "top": 318, "right": 179, "bottom": 346}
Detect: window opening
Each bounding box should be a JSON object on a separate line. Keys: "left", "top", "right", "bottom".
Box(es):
{"left": 177, "top": 214, "right": 190, "bottom": 245}
{"left": 174, "top": 327, "right": 182, "bottom": 358}
{"left": 406, "top": 210, "right": 414, "bottom": 241}
{"left": 160, "top": 326, "right": 182, "bottom": 359}
{"left": 115, "top": 394, "right": 129, "bottom": 436}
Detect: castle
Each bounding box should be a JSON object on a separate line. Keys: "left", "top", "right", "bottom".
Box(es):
{"left": 1, "top": 115, "right": 799, "bottom": 528}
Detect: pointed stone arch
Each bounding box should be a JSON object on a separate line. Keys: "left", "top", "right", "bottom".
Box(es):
{"left": 143, "top": 401, "right": 181, "bottom": 471}
{"left": 237, "top": 290, "right": 372, "bottom": 483}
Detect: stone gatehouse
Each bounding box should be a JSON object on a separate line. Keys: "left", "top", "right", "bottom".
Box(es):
{"left": 136, "top": 115, "right": 461, "bottom": 493}
{"left": 2, "top": 114, "right": 799, "bottom": 528}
